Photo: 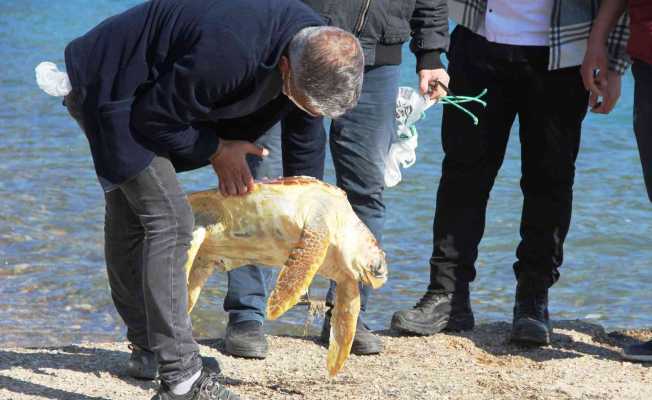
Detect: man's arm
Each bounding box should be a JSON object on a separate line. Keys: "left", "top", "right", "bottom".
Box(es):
{"left": 131, "top": 30, "right": 266, "bottom": 196}
{"left": 410, "top": 0, "right": 450, "bottom": 100}
{"left": 131, "top": 30, "right": 250, "bottom": 160}
{"left": 581, "top": 0, "right": 629, "bottom": 114}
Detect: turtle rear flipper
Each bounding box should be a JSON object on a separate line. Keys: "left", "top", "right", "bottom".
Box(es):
{"left": 266, "top": 215, "right": 329, "bottom": 320}
{"left": 185, "top": 227, "right": 212, "bottom": 313}
{"left": 327, "top": 279, "right": 360, "bottom": 376}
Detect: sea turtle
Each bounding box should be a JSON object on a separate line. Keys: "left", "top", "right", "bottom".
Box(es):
{"left": 184, "top": 176, "right": 388, "bottom": 376}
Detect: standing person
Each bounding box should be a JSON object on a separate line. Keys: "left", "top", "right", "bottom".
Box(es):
{"left": 582, "top": 0, "right": 652, "bottom": 362}
{"left": 59, "top": 0, "right": 364, "bottom": 398}
{"left": 222, "top": 0, "right": 451, "bottom": 360}
{"left": 391, "top": 0, "right": 630, "bottom": 346}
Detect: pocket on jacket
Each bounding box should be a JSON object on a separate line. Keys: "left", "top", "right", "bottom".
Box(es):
{"left": 381, "top": 28, "right": 410, "bottom": 45}
{"left": 97, "top": 97, "right": 149, "bottom": 165}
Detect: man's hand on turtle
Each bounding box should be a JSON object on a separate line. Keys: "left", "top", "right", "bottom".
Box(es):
{"left": 210, "top": 139, "right": 269, "bottom": 196}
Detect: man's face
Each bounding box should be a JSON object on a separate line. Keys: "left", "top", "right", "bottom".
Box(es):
{"left": 279, "top": 56, "right": 321, "bottom": 117}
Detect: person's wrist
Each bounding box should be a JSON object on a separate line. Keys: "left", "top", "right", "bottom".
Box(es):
{"left": 588, "top": 26, "right": 610, "bottom": 47}
{"left": 209, "top": 140, "right": 223, "bottom": 163}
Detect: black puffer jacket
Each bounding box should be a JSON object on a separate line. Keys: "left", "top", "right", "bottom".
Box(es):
{"left": 302, "top": 0, "right": 448, "bottom": 70}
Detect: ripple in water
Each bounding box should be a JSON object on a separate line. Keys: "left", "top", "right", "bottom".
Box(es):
{"left": 0, "top": 0, "right": 650, "bottom": 347}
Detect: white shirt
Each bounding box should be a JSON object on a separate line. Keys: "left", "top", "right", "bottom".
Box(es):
{"left": 478, "top": 0, "right": 554, "bottom": 46}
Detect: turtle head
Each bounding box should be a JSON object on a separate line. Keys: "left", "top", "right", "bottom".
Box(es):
{"left": 347, "top": 221, "right": 388, "bottom": 289}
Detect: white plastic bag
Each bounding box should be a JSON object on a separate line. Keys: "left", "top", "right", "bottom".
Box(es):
{"left": 384, "top": 87, "right": 436, "bottom": 187}
{"left": 35, "top": 61, "right": 72, "bottom": 97}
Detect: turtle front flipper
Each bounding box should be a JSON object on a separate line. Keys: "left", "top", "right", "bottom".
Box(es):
{"left": 326, "top": 279, "right": 360, "bottom": 376}
{"left": 266, "top": 215, "right": 329, "bottom": 320}
{"left": 184, "top": 227, "right": 211, "bottom": 313}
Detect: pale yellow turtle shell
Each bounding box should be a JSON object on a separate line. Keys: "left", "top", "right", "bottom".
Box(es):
{"left": 184, "top": 176, "right": 388, "bottom": 376}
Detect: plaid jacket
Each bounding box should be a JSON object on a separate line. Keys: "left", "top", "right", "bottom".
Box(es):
{"left": 449, "top": 0, "right": 631, "bottom": 74}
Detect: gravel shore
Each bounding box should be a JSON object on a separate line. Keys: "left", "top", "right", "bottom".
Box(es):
{"left": 1, "top": 320, "right": 650, "bottom": 400}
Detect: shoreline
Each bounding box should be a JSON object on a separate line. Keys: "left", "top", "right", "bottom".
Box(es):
{"left": 1, "top": 320, "right": 651, "bottom": 399}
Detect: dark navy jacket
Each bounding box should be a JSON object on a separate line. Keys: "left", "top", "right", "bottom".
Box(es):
{"left": 64, "top": 0, "right": 324, "bottom": 185}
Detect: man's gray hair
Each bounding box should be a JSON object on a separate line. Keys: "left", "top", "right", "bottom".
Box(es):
{"left": 288, "top": 26, "right": 364, "bottom": 118}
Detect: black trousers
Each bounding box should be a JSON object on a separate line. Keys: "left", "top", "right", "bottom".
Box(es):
{"left": 633, "top": 60, "right": 652, "bottom": 202}
{"left": 429, "top": 27, "right": 588, "bottom": 294}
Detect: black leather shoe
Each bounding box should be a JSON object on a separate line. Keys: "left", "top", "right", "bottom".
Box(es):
{"left": 126, "top": 344, "right": 158, "bottom": 380}
{"left": 390, "top": 290, "right": 474, "bottom": 336}
{"left": 510, "top": 286, "right": 551, "bottom": 346}
{"left": 224, "top": 320, "right": 268, "bottom": 359}
{"left": 320, "top": 311, "right": 383, "bottom": 355}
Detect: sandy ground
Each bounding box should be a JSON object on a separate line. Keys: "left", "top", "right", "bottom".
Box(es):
{"left": 1, "top": 320, "right": 651, "bottom": 400}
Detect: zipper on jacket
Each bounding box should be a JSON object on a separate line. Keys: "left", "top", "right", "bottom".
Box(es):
{"left": 354, "top": 0, "right": 372, "bottom": 36}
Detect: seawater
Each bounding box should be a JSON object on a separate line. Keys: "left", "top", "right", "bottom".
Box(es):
{"left": 0, "top": 0, "right": 650, "bottom": 347}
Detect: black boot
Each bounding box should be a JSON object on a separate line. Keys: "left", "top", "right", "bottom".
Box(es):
{"left": 510, "top": 285, "right": 551, "bottom": 346}
{"left": 126, "top": 343, "right": 158, "bottom": 380}
{"left": 224, "top": 320, "right": 268, "bottom": 359}
{"left": 390, "top": 290, "right": 474, "bottom": 336}
{"left": 320, "top": 311, "right": 383, "bottom": 355}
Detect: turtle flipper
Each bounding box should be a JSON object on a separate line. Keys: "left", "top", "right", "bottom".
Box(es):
{"left": 266, "top": 215, "right": 329, "bottom": 320}
{"left": 327, "top": 279, "right": 360, "bottom": 376}
{"left": 184, "top": 227, "right": 211, "bottom": 313}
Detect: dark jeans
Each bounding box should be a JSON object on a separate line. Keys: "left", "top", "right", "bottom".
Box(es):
{"left": 633, "top": 60, "right": 652, "bottom": 202}
{"left": 66, "top": 92, "right": 201, "bottom": 385}
{"left": 225, "top": 65, "right": 399, "bottom": 321}
{"left": 429, "top": 27, "right": 588, "bottom": 295}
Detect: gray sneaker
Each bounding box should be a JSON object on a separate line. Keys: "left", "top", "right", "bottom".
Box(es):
{"left": 153, "top": 370, "right": 240, "bottom": 400}
{"left": 622, "top": 340, "right": 652, "bottom": 363}
{"left": 126, "top": 344, "right": 158, "bottom": 380}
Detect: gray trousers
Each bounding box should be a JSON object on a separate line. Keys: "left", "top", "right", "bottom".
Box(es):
{"left": 66, "top": 89, "right": 202, "bottom": 385}
{"left": 103, "top": 157, "right": 202, "bottom": 385}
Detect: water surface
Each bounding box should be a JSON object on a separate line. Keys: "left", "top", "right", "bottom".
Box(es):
{"left": 1, "top": 0, "right": 650, "bottom": 347}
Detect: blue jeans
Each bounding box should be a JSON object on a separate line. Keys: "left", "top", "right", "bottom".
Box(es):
{"left": 633, "top": 60, "right": 652, "bottom": 202}
{"left": 225, "top": 65, "right": 399, "bottom": 322}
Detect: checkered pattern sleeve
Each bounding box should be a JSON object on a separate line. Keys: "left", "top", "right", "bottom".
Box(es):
{"left": 606, "top": 11, "right": 631, "bottom": 75}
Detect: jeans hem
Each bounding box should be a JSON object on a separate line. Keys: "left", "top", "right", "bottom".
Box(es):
{"left": 227, "top": 311, "right": 266, "bottom": 325}
{"left": 162, "top": 356, "right": 203, "bottom": 386}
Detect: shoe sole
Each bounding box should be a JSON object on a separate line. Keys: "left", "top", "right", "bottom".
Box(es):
{"left": 510, "top": 320, "right": 551, "bottom": 346}
{"left": 320, "top": 334, "right": 384, "bottom": 355}
{"left": 621, "top": 351, "right": 652, "bottom": 363}
{"left": 224, "top": 341, "right": 268, "bottom": 359}
{"left": 391, "top": 313, "right": 474, "bottom": 336}
{"left": 510, "top": 334, "right": 550, "bottom": 346}
{"left": 350, "top": 342, "right": 383, "bottom": 355}
{"left": 126, "top": 367, "right": 158, "bottom": 381}
{"left": 128, "top": 372, "right": 158, "bottom": 380}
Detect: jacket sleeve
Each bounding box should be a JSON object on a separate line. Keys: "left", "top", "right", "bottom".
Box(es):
{"left": 606, "top": 11, "right": 631, "bottom": 75}
{"left": 213, "top": 96, "right": 294, "bottom": 142}
{"left": 410, "top": 0, "right": 449, "bottom": 71}
{"left": 131, "top": 29, "right": 251, "bottom": 161}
